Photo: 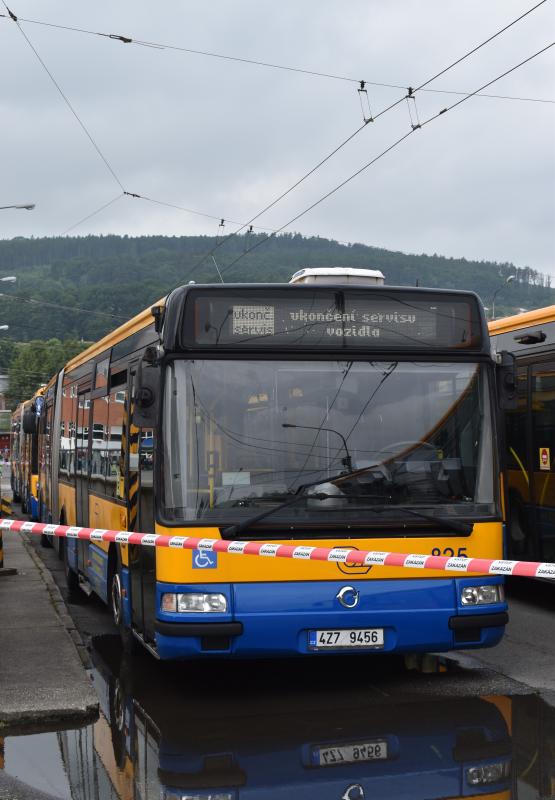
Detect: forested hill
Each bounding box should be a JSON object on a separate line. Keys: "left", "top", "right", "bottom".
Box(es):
{"left": 0, "top": 233, "right": 552, "bottom": 342}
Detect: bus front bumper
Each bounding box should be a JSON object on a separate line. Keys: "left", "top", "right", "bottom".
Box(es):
{"left": 154, "top": 577, "right": 508, "bottom": 660}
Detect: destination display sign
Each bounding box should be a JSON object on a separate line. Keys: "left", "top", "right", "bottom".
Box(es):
{"left": 184, "top": 289, "right": 482, "bottom": 350}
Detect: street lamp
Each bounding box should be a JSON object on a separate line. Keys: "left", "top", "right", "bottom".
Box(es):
{"left": 491, "top": 275, "right": 516, "bottom": 320}
{"left": 0, "top": 204, "right": 35, "bottom": 211}
{"left": 0, "top": 325, "right": 8, "bottom": 331}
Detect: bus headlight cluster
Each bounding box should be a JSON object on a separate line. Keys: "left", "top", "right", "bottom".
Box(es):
{"left": 161, "top": 592, "right": 227, "bottom": 613}
{"left": 466, "top": 760, "right": 510, "bottom": 785}
{"left": 461, "top": 585, "right": 504, "bottom": 606}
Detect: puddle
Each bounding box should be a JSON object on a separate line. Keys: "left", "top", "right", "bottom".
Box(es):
{"left": 2, "top": 636, "right": 554, "bottom": 799}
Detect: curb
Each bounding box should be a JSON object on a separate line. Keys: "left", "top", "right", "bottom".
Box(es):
{"left": 21, "top": 533, "right": 92, "bottom": 670}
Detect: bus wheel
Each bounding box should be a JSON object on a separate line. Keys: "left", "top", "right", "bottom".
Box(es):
{"left": 110, "top": 569, "right": 137, "bottom": 655}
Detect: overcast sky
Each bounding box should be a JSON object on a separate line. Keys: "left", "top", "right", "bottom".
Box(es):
{"left": 1, "top": 1, "right": 554, "bottom": 275}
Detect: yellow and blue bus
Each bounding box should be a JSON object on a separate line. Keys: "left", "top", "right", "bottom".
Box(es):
{"left": 10, "top": 402, "right": 24, "bottom": 503}
{"left": 32, "top": 271, "right": 510, "bottom": 659}
{"left": 490, "top": 305, "right": 555, "bottom": 564}
{"left": 11, "top": 388, "right": 44, "bottom": 521}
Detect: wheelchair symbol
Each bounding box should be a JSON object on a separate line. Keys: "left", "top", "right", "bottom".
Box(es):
{"left": 192, "top": 549, "right": 218, "bottom": 569}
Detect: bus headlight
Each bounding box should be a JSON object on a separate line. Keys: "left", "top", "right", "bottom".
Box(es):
{"left": 466, "top": 760, "right": 510, "bottom": 785}
{"left": 161, "top": 592, "right": 227, "bottom": 613}
{"left": 461, "top": 585, "right": 505, "bottom": 605}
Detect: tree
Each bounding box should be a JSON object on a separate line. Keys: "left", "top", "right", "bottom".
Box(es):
{"left": 7, "top": 339, "right": 89, "bottom": 407}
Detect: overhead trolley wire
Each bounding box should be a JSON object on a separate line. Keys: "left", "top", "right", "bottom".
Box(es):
{"left": 2, "top": 1, "right": 551, "bottom": 247}
{"left": 130, "top": 193, "right": 278, "bottom": 233}
{"left": 216, "top": 41, "right": 554, "bottom": 280}
{"left": 172, "top": 2, "right": 552, "bottom": 287}
{"left": 62, "top": 193, "right": 126, "bottom": 235}
{"left": 2, "top": 2, "right": 553, "bottom": 104}
{"left": 0, "top": 290, "right": 128, "bottom": 320}
{"left": 1, "top": 3, "right": 125, "bottom": 193}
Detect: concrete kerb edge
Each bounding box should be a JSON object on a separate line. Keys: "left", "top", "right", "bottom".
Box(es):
{"left": 21, "top": 532, "right": 93, "bottom": 670}
{"left": 0, "top": 532, "right": 100, "bottom": 732}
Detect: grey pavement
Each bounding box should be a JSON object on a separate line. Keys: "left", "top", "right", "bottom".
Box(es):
{"left": 0, "top": 469, "right": 98, "bottom": 734}
{"left": 466, "top": 577, "right": 555, "bottom": 706}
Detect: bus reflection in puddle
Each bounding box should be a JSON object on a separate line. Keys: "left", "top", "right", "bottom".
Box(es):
{"left": 52, "top": 635, "right": 553, "bottom": 800}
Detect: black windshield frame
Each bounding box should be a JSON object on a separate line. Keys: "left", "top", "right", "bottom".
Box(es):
{"left": 156, "top": 352, "right": 501, "bottom": 534}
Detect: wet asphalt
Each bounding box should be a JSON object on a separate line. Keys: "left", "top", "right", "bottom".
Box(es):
{"left": 2, "top": 509, "right": 554, "bottom": 799}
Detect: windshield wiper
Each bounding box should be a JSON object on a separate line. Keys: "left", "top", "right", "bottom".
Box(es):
{"left": 360, "top": 504, "right": 472, "bottom": 534}
{"left": 391, "top": 506, "right": 472, "bottom": 534}
{"left": 221, "top": 490, "right": 328, "bottom": 538}
{"left": 221, "top": 482, "right": 473, "bottom": 537}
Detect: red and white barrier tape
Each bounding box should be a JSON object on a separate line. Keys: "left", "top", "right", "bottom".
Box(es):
{"left": 2, "top": 518, "right": 554, "bottom": 580}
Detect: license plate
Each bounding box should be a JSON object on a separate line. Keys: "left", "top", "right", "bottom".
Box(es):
{"left": 308, "top": 628, "right": 384, "bottom": 649}
{"left": 312, "top": 739, "right": 389, "bottom": 766}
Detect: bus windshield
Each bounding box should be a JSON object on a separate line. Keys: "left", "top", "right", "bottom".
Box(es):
{"left": 162, "top": 359, "right": 496, "bottom": 527}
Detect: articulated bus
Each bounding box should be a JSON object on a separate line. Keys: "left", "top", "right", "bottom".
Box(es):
{"left": 490, "top": 306, "right": 555, "bottom": 564}
{"left": 10, "top": 402, "right": 23, "bottom": 503}
{"left": 11, "top": 388, "right": 43, "bottom": 520}
{"left": 26, "top": 270, "right": 512, "bottom": 660}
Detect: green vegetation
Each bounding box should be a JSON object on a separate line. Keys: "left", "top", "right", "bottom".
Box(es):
{"left": 7, "top": 339, "right": 89, "bottom": 406}
{"left": 0, "top": 233, "right": 552, "bottom": 404}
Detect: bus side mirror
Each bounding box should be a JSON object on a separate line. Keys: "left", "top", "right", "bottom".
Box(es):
{"left": 497, "top": 350, "right": 517, "bottom": 410}
{"left": 134, "top": 349, "right": 160, "bottom": 427}
{"left": 22, "top": 408, "right": 37, "bottom": 434}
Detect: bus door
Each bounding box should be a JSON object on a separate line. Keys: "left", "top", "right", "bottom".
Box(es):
{"left": 127, "top": 369, "right": 157, "bottom": 646}
{"left": 530, "top": 360, "right": 555, "bottom": 562}
{"left": 76, "top": 388, "right": 92, "bottom": 529}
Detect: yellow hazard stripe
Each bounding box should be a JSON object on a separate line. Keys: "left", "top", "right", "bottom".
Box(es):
{"left": 0, "top": 498, "right": 12, "bottom": 515}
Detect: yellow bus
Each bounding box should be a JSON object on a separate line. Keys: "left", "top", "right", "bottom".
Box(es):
{"left": 10, "top": 402, "right": 23, "bottom": 503}
{"left": 32, "top": 270, "right": 511, "bottom": 660}
{"left": 490, "top": 305, "right": 555, "bottom": 564}
{"left": 12, "top": 387, "right": 44, "bottom": 521}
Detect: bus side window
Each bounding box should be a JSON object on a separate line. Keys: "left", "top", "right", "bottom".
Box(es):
{"left": 42, "top": 400, "right": 53, "bottom": 516}
{"left": 59, "top": 382, "right": 77, "bottom": 482}
{"left": 90, "top": 397, "right": 108, "bottom": 496}
{"left": 106, "top": 378, "right": 127, "bottom": 501}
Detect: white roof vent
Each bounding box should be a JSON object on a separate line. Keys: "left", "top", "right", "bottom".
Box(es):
{"left": 289, "top": 267, "right": 385, "bottom": 285}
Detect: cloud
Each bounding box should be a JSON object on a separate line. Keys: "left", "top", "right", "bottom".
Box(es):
{"left": 1, "top": 0, "right": 553, "bottom": 272}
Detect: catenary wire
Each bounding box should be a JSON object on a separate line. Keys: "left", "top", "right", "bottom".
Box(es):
{"left": 2, "top": 3, "right": 552, "bottom": 104}
{"left": 0, "top": 291, "right": 128, "bottom": 319}
{"left": 62, "top": 193, "right": 125, "bottom": 235}
{"left": 217, "top": 42, "right": 555, "bottom": 279}
{"left": 170, "top": 1, "right": 553, "bottom": 287}
{"left": 4, "top": 1, "right": 549, "bottom": 251}
{"left": 130, "top": 193, "right": 278, "bottom": 232}
{"left": 3, "top": 2, "right": 550, "bottom": 255}
{"left": 1, "top": 3, "right": 125, "bottom": 192}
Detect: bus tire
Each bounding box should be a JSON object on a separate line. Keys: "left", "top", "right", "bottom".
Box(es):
{"left": 110, "top": 564, "right": 137, "bottom": 655}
